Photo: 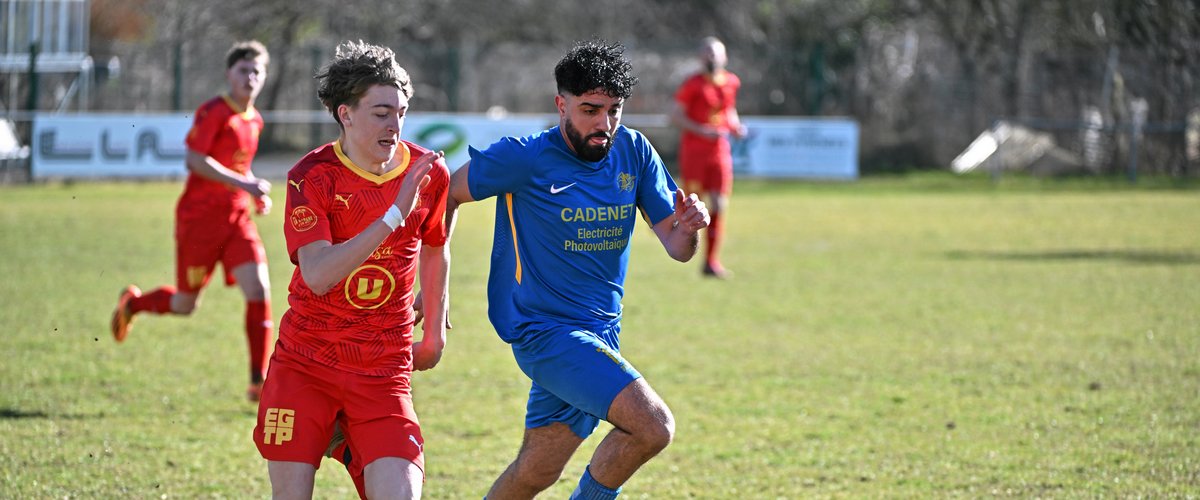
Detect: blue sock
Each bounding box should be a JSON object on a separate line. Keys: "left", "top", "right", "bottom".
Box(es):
{"left": 569, "top": 466, "right": 620, "bottom": 500}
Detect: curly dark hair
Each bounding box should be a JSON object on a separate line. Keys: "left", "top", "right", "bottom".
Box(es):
{"left": 554, "top": 39, "right": 638, "bottom": 99}
{"left": 315, "top": 40, "right": 413, "bottom": 126}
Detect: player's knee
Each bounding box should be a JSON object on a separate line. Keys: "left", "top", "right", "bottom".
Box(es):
{"left": 242, "top": 278, "right": 269, "bottom": 301}
{"left": 513, "top": 458, "right": 565, "bottom": 492}
{"left": 516, "top": 474, "right": 559, "bottom": 494}
{"left": 649, "top": 413, "right": 676, "bottom": 452}
{"left": 243, "top": 286, "right": 268, "bottom": 302}
{"left": 172, "top": 297, "right": 199, "bottom": 315}
{"left": 234, "top": 264, "right": 270, "bottom": 300}
{"left": 363, "top": 458, "right": 421, "bottom": 500}
{"left": 637, "top": 405, "right": 675, "bottom": 454}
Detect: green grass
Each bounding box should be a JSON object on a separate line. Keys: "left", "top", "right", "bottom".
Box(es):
{"left": 2, "top": 174, "right": 1198, "bottom": 498}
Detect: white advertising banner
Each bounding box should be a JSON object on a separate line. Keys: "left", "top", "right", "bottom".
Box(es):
{"left": 32, "top": 114, "right": 191, "bottom": 178}
{"left": 30, "top": 113, "right": 552, "bottom": 179}
{"left": 404, "top": 113, "right": 551, "bottom": 171}
{"left": 733, "top": 117, "right": 859, "bottom": 180}
{"left": 30, "top": 113, "right": 858, "bottom": 180}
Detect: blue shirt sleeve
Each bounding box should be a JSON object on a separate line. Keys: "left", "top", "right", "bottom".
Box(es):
{"left": 633, "top": 131, "right": 678, "bottom": 226}
{"left": 468, "top": 136, "right": 535, "bottom": 201}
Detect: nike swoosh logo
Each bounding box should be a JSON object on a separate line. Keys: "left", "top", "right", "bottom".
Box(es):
{"left": 550, "top": 183, "right": 577, "bottom": 194}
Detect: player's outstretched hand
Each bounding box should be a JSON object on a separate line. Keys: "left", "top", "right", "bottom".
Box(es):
{"left": 392, "top": 150, "right": 442, "bottom": 219}
{"left": 674, "top": 188, "right": 710, "bottom": 233}
{"left": 243, "top": 176, "right": 271, "bottom": 198}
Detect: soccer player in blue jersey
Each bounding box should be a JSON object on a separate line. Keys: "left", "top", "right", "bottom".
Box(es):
{"left": 446, "top": 40, "right": 711, "bottom": 500}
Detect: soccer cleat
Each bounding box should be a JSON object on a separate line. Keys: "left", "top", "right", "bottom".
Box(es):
{"left": 702, "top": 263, "right": 733, "bottom": 280}
{"left": 246, "top": 381, "right": 264, "bottom": 402}
{"left": 110, "top": 285, "right": 142, "bottom": 342}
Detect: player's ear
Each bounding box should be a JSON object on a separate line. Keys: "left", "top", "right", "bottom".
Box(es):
{"left": 337, "top": 104, "right": 352, "bottom": 126}
{"left": 554, "top": 94, "right": 567, "bottom": 118}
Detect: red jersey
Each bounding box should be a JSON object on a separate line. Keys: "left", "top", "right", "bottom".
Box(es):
{"left": 180, "top": 95, "right": 263, "bottom": 214}
{"left": 675, "top": 71, "right": 741, "bottom": 149}
{"left": 279, "top": 140, "right": 450, "bottom": 377}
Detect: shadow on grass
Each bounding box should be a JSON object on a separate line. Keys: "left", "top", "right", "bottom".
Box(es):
{"left": 0, "top": 407, "right": 50, "bottom": 419}
{"left": 945, "top": 249, "right": 1200, "bottom": 266}
{"left": 0, "top": 407, "right": 103, "bottom": 420}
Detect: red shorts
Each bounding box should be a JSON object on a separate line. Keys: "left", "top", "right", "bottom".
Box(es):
{"left": 679, "top": 137, "right": 733, "bottom": 195}
{"left": 174, "top": 207, "right": 265, "bottom": 293}
{"left": 253, "top": 347, "right": 424, "bottom": 474}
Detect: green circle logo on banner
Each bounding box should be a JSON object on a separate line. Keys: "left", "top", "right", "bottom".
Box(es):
{"left": 416, "top": 123, "right": 467, "bottom": 156}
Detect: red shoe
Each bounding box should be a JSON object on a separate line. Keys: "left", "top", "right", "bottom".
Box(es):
{"left": 110, "top": 285, "right": 141, "bottom": 342}
{"left": 244, "top": 378, "right": 264, "bottom": 402}
{"left": 246, "top": 381, "right": 264, "bottom": 402}
{"left": 702, "top": 262, "right": 733, "bottom": 279}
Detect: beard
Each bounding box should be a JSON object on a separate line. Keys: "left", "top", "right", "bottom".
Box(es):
{"left": 563, "top": 118, "right": 613, "bottom": 162}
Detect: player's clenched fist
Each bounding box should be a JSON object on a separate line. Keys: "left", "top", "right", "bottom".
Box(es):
{"left": 673, "top": 188, "right": 710, "bottom": 233}
{"left": 254, "top": 194, "right": 272, "bottom": 215}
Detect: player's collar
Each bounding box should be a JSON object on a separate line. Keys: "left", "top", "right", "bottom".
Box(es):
{"left": 220, "top": 94, "right": 258, "bottom": 120}
{"left": 705, "top": 70, "right": 728, "bottom": 86}
{"left": 334, "top": 140, "right": 411, "bottom": 185}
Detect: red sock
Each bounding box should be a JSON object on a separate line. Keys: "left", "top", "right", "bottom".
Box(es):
{"left": 129, "top": 286, "right": 176, "bottom": 314}
{"left": 245, "top": 300, "right": 273, "bottom": 383}
{"left": 706, "top": 212, "right": 724, "bottom": 268}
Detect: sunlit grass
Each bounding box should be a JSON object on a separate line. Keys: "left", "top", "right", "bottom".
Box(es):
{"left": 1, "top": 175, "right": 1197, "bottom": 497}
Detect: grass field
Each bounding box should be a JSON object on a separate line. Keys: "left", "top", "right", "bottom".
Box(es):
{"left": 1, "top": 174, "right": 1198, "bottom": 498}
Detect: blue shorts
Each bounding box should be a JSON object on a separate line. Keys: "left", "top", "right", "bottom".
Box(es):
{"left": 511, "top": 321, "right": 642, "bottom": 439}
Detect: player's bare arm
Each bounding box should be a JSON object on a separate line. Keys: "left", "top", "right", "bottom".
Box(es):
{"left": 444, "top": 161, "right": 477, "bottom": 242}
{"left": 295, "top": 152, "right": 437, "bottom": 295}
{"left": 412, "top": 242, "right": 449, "bottom": 371}
{"left": 652, "top": 188, "right": 709, "bottom": 262}
{"left": 728, "top": 107, "right": 748, "bottom": 139}
{"left": 185, "top": 149, "right": 270, "bottom": 197}
{"left": 414, "top": 160, "right": 472, "bottom": 328}
{"left": 669, "top": 102, "right": 721, "bottom": 139}
{"left": 411, "top": 159, "right": 473, "bottom": 328}
{"left": 411, "top": 288, "right": 454, "bottom": 329}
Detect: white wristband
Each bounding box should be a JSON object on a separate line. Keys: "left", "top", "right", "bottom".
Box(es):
{"left": 381, "top": 205, "right": 406, "bottom": 230}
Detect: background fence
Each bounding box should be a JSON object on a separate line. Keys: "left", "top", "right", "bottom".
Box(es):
{"left": 3, "top": 0, "right": 1199, "bottom": 178}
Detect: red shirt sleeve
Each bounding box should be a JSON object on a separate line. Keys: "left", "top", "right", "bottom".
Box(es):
{"left": 283, "top": 160, "right": 332, "bottom": 264}
{"left": 185, "top": 100, "right": 222, "bottom": 155}
{"left": 675, "top": 75, "right": 699, "bottom": 107}
{"left": 724, "top": 73, "right": 742, "bottom": 113}
{"left": 675, "top": 75, "right": 720, "bottom": 127}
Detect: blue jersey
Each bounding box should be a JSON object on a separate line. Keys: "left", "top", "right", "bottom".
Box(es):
{"left": 469, "top": 125, "right": 678, "bottom": 342}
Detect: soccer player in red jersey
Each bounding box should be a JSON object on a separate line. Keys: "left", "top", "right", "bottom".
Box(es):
{"left": 253, "top": 40, "right": 449, "bottom": 499}
{"left": 671, "top": 36, "right": 747, "bottom": 279}
{"left": 110, "top": 40, "right": 274, "bottom": 401}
